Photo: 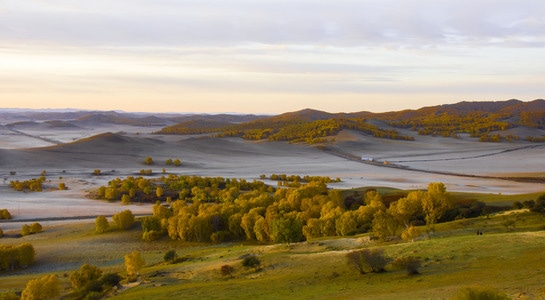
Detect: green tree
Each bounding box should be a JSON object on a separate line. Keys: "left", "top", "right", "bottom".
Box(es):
{"left": 124, "top": 251, "right": 146, "bottom": 278}
{"left": 270, "top": 216, "right": 303, "bottom": 244}
{"left": 113, "top": 210, "right": 135, "bottom": 230}
{"left": 21, "top": 274, "right": 60, "bottom": 300}
{"left": 95, "top": 215, "right": 109, "bottom": 233}
{"left": 69, "top": 263, "right": 103, "bottom": 289}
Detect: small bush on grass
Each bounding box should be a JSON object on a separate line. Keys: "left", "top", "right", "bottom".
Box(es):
{"left": 163, "top": 250, "right": 178, "bottom": 263}
{"left": 451, "top": 286, "right": 509, "bottom": 300}
{"left": 392, "top": 256, "right": 421, "bottom": 275}
{"left": 221, "top": 265, "right": 235, "bottom": 278}
{"left": 346, "top": 248, "right": 390, "bottom": 274}
{"left": 242, "top": 255, "right": 261, "bottom": 271}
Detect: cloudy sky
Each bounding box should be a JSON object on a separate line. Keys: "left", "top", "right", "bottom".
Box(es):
{"left": 1, "top": 0, "right": 544, "bottom": 114}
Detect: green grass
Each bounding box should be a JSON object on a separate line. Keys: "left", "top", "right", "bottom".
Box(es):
{"left": 2, "top": 209, "right": 545, "bottom": 299}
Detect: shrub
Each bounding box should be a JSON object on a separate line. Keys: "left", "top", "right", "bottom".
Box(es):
{"left": 163, "top": 250, "right": 178, "bottom": 263}
{"left": 0, "top": 209, "right": 11, "bottom": 220}
{"left": 451, "top": 286, "right": 509, "bottom": 300}
{"left": 221, "top": 265, "right": 235, "bottom": 277}
{"left": 392, "top": 256, "right": 421, "bottom": 275}
{"left": 95, "top": 216, "right": 110, "bottom": 234}
{"left": 30, "top": 223, "right": 42, "bottom": 234}
{"left": 242, "top": 255, "right": 261, "bottom": 271}
{"left": 100, "top": 273, "right": 122, "bottom": 288}
{"left": 21, "top": 224, "right": 31, "bottom": 236}
{"left": 347, "top": 248, "right": 390, "bottom": 274}
{"left": 113, "top": 210, "right": 135, "bottom": 230}
{"left": 69, "top": 263, "right": 103, "bottom": 289}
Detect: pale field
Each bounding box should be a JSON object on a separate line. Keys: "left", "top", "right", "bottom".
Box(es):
{"left": 0, "top": 122, "right": 544, "bottom": 233}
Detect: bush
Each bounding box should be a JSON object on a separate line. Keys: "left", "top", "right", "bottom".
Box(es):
{"left": 163, "top": 250, "right": 178, "bottom": 263}
{"left": 242, "top": 255, "right": 261, "bottom": 271}
{"left": 100, "top": 273, "right": 122, "bottom": 288}
{"left": 451, "top": 286, "right": 509, "bottom": 300}
{"left": 346, "top": 248, "right": 390, "bottom": 274}
{"left": 0, "top": 209, "right": 11, "bottom": 220}
{"left": 392, "top": 256, "right": 421, "bottom": 275}
{"left": 221, "top": 265, "right": 235, "bottom": 277}
{"left": 30, "top": 222, "right": 42, "bottom": 234}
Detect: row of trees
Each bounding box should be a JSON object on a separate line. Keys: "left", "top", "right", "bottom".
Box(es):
{"left": 95, "top": 210, "right": 136, "bottom": 233}
{"left": 159, "top": 117, "right": 414, "bottom": 144}
{"left": 0, "top": 243, "right": 35, "bottom": 271}
{"left": 9, "top": 177, "right": 45, "bottom": 192}
{"left": 126, "top": 174, "right": 458, "bottom": 244}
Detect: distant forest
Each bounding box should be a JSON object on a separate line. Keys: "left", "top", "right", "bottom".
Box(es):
{"left": 158, "top": 99, "right": 545, "bottom": 143}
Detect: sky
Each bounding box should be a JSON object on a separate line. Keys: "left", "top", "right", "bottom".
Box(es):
{"left": 1, "top": 0, "right": 544, "bottom": 114}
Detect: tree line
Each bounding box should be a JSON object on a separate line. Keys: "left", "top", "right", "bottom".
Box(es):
{"left": 158, "top": 117, "right": 414, "bottom": 144}
{"left": 0, "top": 243, "right": 35, "bottom": 271}
{"left": 92, "top": 175, "right": 507, "bottom": 244}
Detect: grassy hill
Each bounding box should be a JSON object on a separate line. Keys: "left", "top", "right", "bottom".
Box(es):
{"left": 1, "top": 193, "right": 544, "bottom": 299}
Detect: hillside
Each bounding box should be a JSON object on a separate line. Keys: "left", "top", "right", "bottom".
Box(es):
{"left": 157, "top": 99, "right": 545, "bottom": 144}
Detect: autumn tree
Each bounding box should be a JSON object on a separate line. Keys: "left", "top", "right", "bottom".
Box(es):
{"left": 270, "top": 215, "right": 303, "bottom": 244}
{"left": 30, "top": 223, "right": 42, "bottom": 234}
{"left": 20, "top": 274, "right": 60, "bottom": 300}
{"left": 113, "top": 210, "right": 135, "bottom": 230}
{"left": 422, "top": 182, "right": 452, "bottom": 226}
{"left": 124, "top": 251, "right": 146, "bottom": 279}
{"left": 21, "top": 224, "right": 31, "bottom": 236}
{"left": 95, "top": 215, "right": 110, "bottom": 233}
{"left": 69, "top": 263, "right": 103, "bottom": 289}
{"left": 144, "top": 156, "right": 154, "bottom": 165}
{"left": 372, "top": 210, "right": 399, "bottom": 241}
{"left": 0, "top": 209, "right": 11, "bottom": 219}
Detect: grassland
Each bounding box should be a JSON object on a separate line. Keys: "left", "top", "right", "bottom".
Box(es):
{"left": 1, "top": 207, "right": 544, "bottom": 299}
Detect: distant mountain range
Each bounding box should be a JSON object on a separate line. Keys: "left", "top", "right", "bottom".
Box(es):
{"left": 2, "top": 99, "right": 544, "bottom": 143}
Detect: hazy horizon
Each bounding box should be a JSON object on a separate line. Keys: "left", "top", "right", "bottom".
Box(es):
{"left": 1, "top": 1, "right": 544, "bottom": 114}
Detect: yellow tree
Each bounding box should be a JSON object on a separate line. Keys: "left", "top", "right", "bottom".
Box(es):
{"left": 389, "top": 190, "right": 424, "bottom": 229}
{"left": 124, "top": 251, "right": 146, "bottom": 278}
{"left": 69, "top": 263, "right": 103, "bottom": 289}
{"left": 113, "top": 210, "right": 135, "bottom": 230}
{"left": 95, "top": 215, "right": 110, "bottom": 233}
{"left": 422, "top": 182, "right": 452, "bottom": 226}
{"left": 21, "top": 274, "right": 60, "bottom": 300}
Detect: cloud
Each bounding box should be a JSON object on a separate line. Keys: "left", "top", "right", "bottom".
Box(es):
{"left": 2, "top": 0, "right": 544, "bottom": 48}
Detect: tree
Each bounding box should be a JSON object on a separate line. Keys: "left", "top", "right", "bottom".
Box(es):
{"left": 69, "top": 263, "right": 103, "bottom": 289}
{"left": 113, "top": 210, "right": 135, "bottom": 230}
{"left": 156, "top": 186, "right": 164, "bottom": 198}
{"left": 21, "top": 224, "right": 31, "bottom": 236}
{"left": 0, "top": 228, "right": 3, "bottom": 238}
{"left": 270, "top": 216, "right": 303, "bottom": 244}
{"left": 389, "top": 191, "right": 424, "bottom": 229}
{"left": 0, "top": 209, "right": 11, "bottom": 219}
{"left": 173, "top": 159, "right": 182, "bottom": 166}
{"left": 58, "top": 182, "right": 67, "bottom": 190}
{"left": 372, "top": 210, "right": 399, "bottom": 241}
{"left": 30, "top": 223, "right": 42, "bottom": 234}
{"left": 346, "top": 248, "right": 390, "bottom": 274}
{"left": 165, "top": 158, "right": 173, "bottom": 165}
{"left": 95, "top": 215, "right": 109, "bottom": 233}
{"left": 121, "top": 194, "right": 131, "bottom": 205}
{"left": 124, "top": 251, "right": 146, "bottom": 278}
{"left": 21, "top": 274, "right": 60, "bottom": 300}
{"left": 422, "top": 182, "right": 452, "bottom": 226}
{"left": 144, "top": 156, "right": 154, "bottom": 165}
{"left": 401, "top": 226, "right": 420, "bottom": 242}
